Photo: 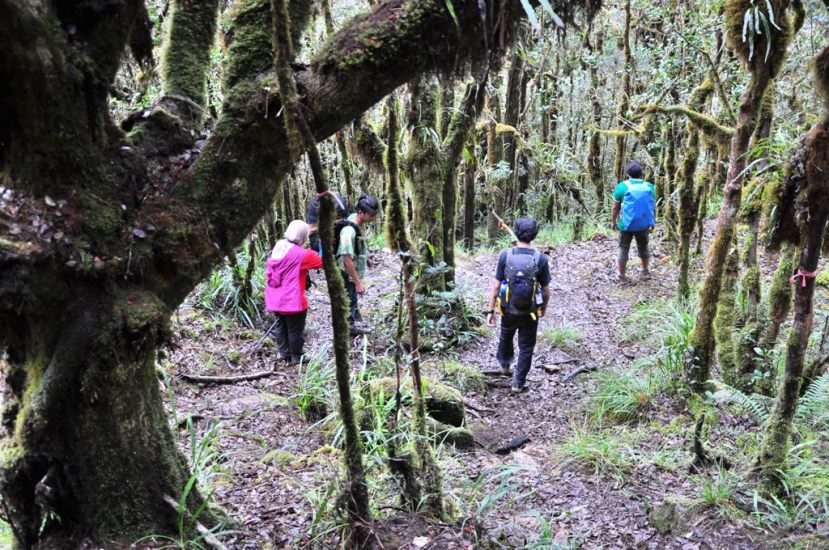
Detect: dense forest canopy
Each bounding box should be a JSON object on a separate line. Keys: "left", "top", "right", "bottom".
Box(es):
{"left": 1, "top": 0, "right": 828, "bottom": 547}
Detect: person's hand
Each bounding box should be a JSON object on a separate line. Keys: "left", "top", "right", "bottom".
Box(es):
{"left": 486, "top": 312, "right": 496, "bottom": 327}
{"left": 649, "top": 225, "right": 655, "bottom": 232}
{"left": 355, "top": 282, "right": 366, "bottom": 295}
{"left": 611, "top": 223, "right": 618, "bottom": 232}
{"left": 539, "top": 308, "right": 547, "bottom": 318}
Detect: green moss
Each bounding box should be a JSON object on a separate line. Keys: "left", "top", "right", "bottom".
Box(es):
{"left": 368, "top": 376, "right": 465, "bottom": 427}
{"left": 260, "top": 449, "right": 295, "bottom": 467}
{"left": 223, "top": 0, "right": 274, "bottom": 90}
{"left": 713, "top": 250, "right": 739, "bottom": 387}
{"left": 161, "top": 0, "right": 220, "bottom": 116}
{"left": 437, "top": 360, "right": 486, "bottom": 392}
{"left": 0, "top": 440, "right": 25, "bottom": 470}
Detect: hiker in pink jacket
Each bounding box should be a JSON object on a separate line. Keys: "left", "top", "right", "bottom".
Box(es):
{"left": 265, "top": 220, "right": 322, "bottom": 365}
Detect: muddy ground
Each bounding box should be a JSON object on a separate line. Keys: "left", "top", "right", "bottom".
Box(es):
{"left": 164, "top": 228, "right": 800, "bottom": 549}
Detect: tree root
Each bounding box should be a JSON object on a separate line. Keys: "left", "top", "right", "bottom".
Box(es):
{"left": 178, "top": 366, "right": 277, "bottom": 384}
{"left": 563, "top": 363, "right": 598, "bottom": 382}
{"left": 163, "top": 494, "right": 226, "bottom": 550}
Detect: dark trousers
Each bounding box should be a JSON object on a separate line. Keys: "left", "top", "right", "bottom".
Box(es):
{"left": 496, "top": 313, "right": 539, "bottom": 387}
{"left": 618, "top": 230, "right": 650, "bottom": 262}
{"left": 274, "top": 310, "right": 307, "bottom": 363}
{"left": 344, "top": 277, "right": 359, "bottom": 325}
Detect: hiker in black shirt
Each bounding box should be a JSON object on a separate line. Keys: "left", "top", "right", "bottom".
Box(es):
{"left": 486, "top": 218, "right": 551, "bottom": 393}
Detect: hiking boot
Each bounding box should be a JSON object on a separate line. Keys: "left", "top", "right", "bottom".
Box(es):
{"left": 510, "top": 383, "right": 524, "bottom": 394}
{"left": 500, "top": 363, "right": 512, "bottom": 376}
{"left": 641, "top": 270, "right": 652, "bottom": 280}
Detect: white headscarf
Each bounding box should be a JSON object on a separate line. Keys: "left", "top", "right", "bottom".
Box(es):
{"left": 271, "top": 220, "right": 309, "bottom": 260}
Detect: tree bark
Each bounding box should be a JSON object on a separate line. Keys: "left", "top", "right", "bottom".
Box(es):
{"left": 757, "top": 43, "right": 829, "bottom": 492}
{"left": 677, "top": 80, "right": 713, "bottom": 300}
{"left": 0, "top": 0, "right": 555, "bottom": 543}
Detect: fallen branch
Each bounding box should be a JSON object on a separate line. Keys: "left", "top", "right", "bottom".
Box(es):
{"left": 179, "top": 365, "right": 278, "bottom": 384}
{"left": 492, "top": 435, "right": 530, "bottom": 455}
{"left": 563, "top": 363, "right": 598, "bottom": 382}
{"left": 480, "top": 369, "right": 512, "bottom": 376}
{"left": 163, "top": 494, "right": 227, "bottom": 550}
{"left": 464, "top": 398, "right": 494, "bottom": 414}
{"left": 485, "top": 379, "right": 512, "bottom": 389}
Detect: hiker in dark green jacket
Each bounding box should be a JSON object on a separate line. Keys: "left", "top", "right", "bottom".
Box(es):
{"left": 610, "top": 160, "right": 656, "bottom": 282}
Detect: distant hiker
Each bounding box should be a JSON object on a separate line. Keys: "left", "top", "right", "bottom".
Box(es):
{"left": 265, "top": 220, "right": 323, "bottom": 365}
{"left": 610, "top": 160, "right": 656, "bottom": 281}
{"left": 337, "top": 195, "right": 380, "bottom": 335}
{"left": 306, "top": 192, "right": 348, "bottom": 255}
{"left": 486, "top": 218, "right": 551, "bottom": 393}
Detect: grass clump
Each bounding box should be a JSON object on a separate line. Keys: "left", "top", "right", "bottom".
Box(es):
{"left": 591, "top": 365, "right": 660, "bottom": 424}
{"left": 438, "top": 360, "right": 487, "bottom": 392}
{"left": 291, "top": 350, "right": 335, "bottom": 421}
{"left": 558, "top": 425, "right": 637, "bottom": 482}
{"left": 544, "top": 323, "right": 582, "bottom": 348}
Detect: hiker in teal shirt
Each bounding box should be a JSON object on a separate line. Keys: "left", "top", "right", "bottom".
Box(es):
{"left": 610, "top": 160, "right": 656, "bottom": 282}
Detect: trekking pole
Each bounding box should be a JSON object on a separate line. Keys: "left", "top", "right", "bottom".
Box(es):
{"left": 251, "top": 318, "right": 278, "bottom": 352}
{"left": 491, "top": 210, "right": 519, "bottom": 242}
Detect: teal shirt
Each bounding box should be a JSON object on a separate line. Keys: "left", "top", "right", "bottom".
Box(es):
{"left": 612, "top": 179, "right": 656, "bottom": 230}
{"left": 336, "top": 214, "right": 367, "bottom": 280}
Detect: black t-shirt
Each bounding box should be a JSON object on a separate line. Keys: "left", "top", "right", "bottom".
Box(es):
{"left": 495, "top": 247, "right": 551, "bottom": 286}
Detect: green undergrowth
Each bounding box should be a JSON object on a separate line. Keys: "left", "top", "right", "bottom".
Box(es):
{"left": 470, "top": 218, "right": 612, "bottom": 257}
{"left": 192, "top": 237, "right": 266, "bottom": 329}
{"left": 588, "top": 297, "right": 696, "bottom": 425}
{"left": 543, "top": 323, "right": 582, "bottom": 349}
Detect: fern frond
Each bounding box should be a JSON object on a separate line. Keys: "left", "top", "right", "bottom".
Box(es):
{"left": 714, "top": 383, "right": 772, "bottom": 426}
{"left": 795, "top": 372, "right": 829, "bottom": 425}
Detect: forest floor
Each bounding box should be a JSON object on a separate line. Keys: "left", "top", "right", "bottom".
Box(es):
{"left": 162, "top": 226, "right": 816, "bottom": 549}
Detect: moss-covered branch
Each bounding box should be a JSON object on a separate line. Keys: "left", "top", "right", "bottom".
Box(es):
{"left": 161, "top": 0, "right": 221, "bottom": 121}
{"left": 640, "top": 104, "right": 734, "bottom": 143}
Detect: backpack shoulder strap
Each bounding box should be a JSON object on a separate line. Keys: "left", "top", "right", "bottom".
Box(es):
{"left": 532, "top": 250, "right": 541, "bottom": 266}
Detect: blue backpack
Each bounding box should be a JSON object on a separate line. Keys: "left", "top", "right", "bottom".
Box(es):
{"left": 620, "top": 180, "right": 655, "bottom": 232}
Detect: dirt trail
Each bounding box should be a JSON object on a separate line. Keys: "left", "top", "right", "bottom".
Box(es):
{"left": 450, "top": 234, "right": 760, "bottom": 549}
{"left": 167, "top": 231, "right": 767, "bottom": 549}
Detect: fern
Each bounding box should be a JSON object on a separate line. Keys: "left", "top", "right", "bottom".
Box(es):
{"left": 795, "top": 373, "right": 829, "bottom": 425}
{"left": 715, "top": 373, "right": 829, "bottom": 429}
{"left": 714, "top": 383, "right": 772, "bottom": 426}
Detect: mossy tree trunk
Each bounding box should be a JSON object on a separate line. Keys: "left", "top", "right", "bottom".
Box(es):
{"left": 463, "top": 140, "right": 478, "bottom": 250}
{"left": 662, "top": 117, "right": 678, "bottom": 241}
{"left": 583, "top": 29, "right": 605, "bottom": 216}
{"left": 0, "top": 0, "right": 542, "bottom": 544}
{"left": 757, "top": 118, "right": 829, "bottom": 493}
{"left": 612, "top": 1, "right": 633, "bottom": 184}
{"left": 270, "top": 0, "right": 372, "bottom": 541}
{"left": 407, "top": 79, "right": 445, "bottom": 286}
{"left": 757, "top": 44, "right": 829, "bottom": 489}
{"left": 714, "top": 248, "right": 740, "bottom": 386}
{"left": 504, "top": 39, "right": 526, "bottom": 212}
{"left": 677, "top": 79, "right": 714, "bottom": 300}
{"left": 384, "top": 96, "right": 444, "bottom": 517}
{"left": 686, "top": 0, "right": 795, "bottom": 392}
{"left": 161, "top": 0, "right": 221, "bottom": 124}
{"left": 407, "top": 77, "right": 484, "bottom": 290}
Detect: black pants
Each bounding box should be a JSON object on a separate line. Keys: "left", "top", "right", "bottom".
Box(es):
{"left": 496, "top": 313, "right": 539, "bottom": 387}
{"left": 274, "top": 310, "right": 307, "bottom": 363}
{"left": 344, "top": 277, "right": 359, "bottom": 325}
{"left": 618, "top": 230, "right": 650, "bottom": 262}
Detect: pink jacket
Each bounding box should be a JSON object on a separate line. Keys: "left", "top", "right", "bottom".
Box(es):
{"left": 265, "top": 245, "right": 307, "bottom": 314}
